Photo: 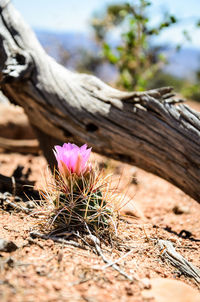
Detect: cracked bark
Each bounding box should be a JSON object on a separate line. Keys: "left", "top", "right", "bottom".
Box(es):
{"left": 0, "top": 0, "right": 200, "bottom": 202}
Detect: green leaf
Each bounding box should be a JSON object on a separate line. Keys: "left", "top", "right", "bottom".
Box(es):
{"left": 103, "top": 43, "right": 119, "bottom": 64}
{"left": 170, "top": 15, "right": 177, "bottom": 23}
{"left": 196, "top": 20, "right": 200, "bottom": 27}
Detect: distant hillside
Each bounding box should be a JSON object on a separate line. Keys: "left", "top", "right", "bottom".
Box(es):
{"left": 35, "top": 29, "right": 117, "bottom": 82}
{"left": 35, "top": 29, "right": 98, "bottom": 60}
{"left": 35, "top": 29, "right": 200, "bottom": 82}
{"left": 164, "top": 48, "right": 200, "bottom": 81}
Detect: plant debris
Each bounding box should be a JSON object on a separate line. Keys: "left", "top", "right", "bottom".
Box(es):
{"left": 157, "top": 239, "right": 200, "bottom": 283}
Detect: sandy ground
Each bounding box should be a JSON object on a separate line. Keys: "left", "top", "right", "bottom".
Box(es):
{"left": 0, "top": 101, "right": 200, "bottom": 302}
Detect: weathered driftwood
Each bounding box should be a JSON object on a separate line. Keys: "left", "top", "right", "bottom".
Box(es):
{"left": 0, "top": 173, "right": 39, "bottom": 199}
{"left": 157, "top": 240, "right": 200, "bottom": 283}
{"left": 0, "top": 137, "right": 39, "bottom": 153}
{"left": 0, "top": 0, "right": 200, "bottom": 202}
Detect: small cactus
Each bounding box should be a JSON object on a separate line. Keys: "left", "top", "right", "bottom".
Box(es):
{"left": 52, "top": 186, "right": 111, "bottom": 228}
{"left": 40, "top": 143, "right": 118, "bottom": 232}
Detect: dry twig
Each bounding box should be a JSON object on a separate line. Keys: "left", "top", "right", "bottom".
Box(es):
{"left": 157, "top": 239, "right": 200, "bottom": 283}
{"left": 2, "top": 198, "right": 32, "bottom": 214}
{"left": 84, "top": 223, "right": 136, "bottom": 282}
{"left": 30, "top": 231, "right": 87, "bottom": 250}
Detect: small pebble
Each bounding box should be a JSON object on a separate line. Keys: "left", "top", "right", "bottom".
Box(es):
{"left": 125, "top": 286, "right": 133, "bottom": 296}
{"left": 36, "top": 265, "right": 47, "bottom": 276}
{"left": 0, "top": 238, "right": 18, "bottom": 252}
{"left": 141, "top": 278, "right": 151, "bottom": 289}
{"left": 26, "top": 201, "right": 35, "bottom": 209}
{"left": 14, "top": 196, "right": 22, "bottom": 202}
{"left": 4, "top": 192, "right": 12, "bottom": 198}
{"left": 172, "top": 205, "right": 190, "bottom": 215}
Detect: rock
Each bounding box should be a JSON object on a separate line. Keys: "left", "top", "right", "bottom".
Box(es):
{"left": 26, "top": 201, "right": 36, "bottom": 209}
{"left": 130, "top": 167, "right": 139, "bottom": 185}
{"left": 142, "top": 278, "right": 200, "bottom": 302}
{"left": 14, "top": 196, "right": 22, "bottom": 202}
{"left": 172, "top": 205, "right": 190, "bottom": 215}
{"left": 36, "top": 265, "right": 47, "bottom": 276}
{"left": 0, "top": 238, "right": 18, "bottom": 252}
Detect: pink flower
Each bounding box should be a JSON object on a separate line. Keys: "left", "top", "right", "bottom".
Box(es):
{"left": 53, "top": 143, "right": 92, "bottom": 176}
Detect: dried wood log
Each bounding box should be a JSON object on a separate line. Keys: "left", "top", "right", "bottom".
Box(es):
{"left": 0, "top": 173, "right": 39, "bottom": 198}
{"left": 0, "top": 0, "right": 200, "bottom": 202}
{"left": 0, "top": 137, "right": 39, "bottom": 153}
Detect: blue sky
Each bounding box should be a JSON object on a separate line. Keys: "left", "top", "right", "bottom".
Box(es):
{"left": 12, "top": 0, "right": 200, "bottom": 47}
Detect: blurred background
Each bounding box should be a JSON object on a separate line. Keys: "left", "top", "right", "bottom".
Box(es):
{"left": 11, "top": 0, "right": 200, "bottom": 99}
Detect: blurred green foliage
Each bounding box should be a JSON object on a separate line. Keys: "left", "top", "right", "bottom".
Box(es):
{"left": 147, "top": 72, "right": 185, "bottom": 91}
{"left": 148, "top": 71, "right": 200, "bottom": 102}
{"left": 182, "top": 83, "right": 200, "bottom": 102}
{"left": 91, "top": 0, "right": 177, "bottom": 91}
{"left": 57, "top": 0, "right": 200, "bottom": 101}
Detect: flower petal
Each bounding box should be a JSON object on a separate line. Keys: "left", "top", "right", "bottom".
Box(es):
{"left": 53, "top": 143, "right": 92, "bottom": 176}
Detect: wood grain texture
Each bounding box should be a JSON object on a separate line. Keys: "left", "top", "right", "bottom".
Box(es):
{"left": 0, "top": 137, "right": 39, "bottom": 153}
{"left": 0, "top": 0, "right": 200, "bottom": 202}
